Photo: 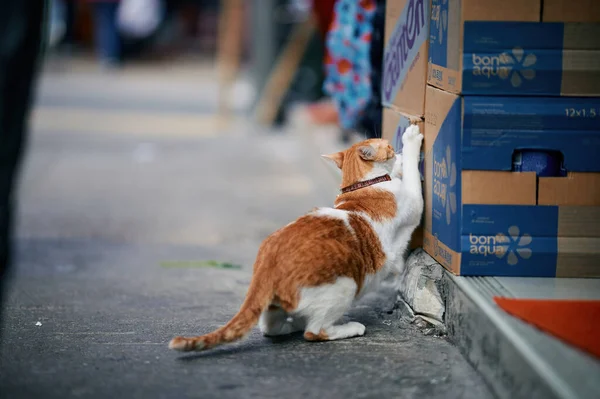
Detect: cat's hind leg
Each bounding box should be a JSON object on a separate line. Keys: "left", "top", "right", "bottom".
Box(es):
{"left": 259, "top": 305, "right": 305, "bottom": 337}
{"left": 295, "top": 277, "right": 365, "bottom": 342}
{"left": 305, "top": 321, "right": 366, "bottom": 341}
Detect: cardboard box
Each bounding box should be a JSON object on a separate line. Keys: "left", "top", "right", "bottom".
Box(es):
{"left": 382, "top": 107, "right": 425, "bottom": 250}
{"left": 382, "top": 0, "right": 431, "bottom": 116}
{"left": 543, "top": 0, "right": 600, "bottom": 22}
{"left": 382, "top": 107, "right": 424, "bottom": 152}
{"left": 428, "top": 0, "right": 600, "bottom": 96}
{"left": 422, "top": 85, "right": 600, "bottom": 277}
{"left": 382, "top": 107, "right": 425, "bottom": 180}
{"left": 409, "top": 226, "right": 424, "bottom": 250}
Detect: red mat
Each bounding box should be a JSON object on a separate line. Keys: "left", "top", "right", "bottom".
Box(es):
{"left": 494, "top": 297, "right": 600, "bottom": 359}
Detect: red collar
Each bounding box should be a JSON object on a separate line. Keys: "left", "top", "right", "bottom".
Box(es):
{"left": 340, "top": 174, "right": 391, "bottom": 194}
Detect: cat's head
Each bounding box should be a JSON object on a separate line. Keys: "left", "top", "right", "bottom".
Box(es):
{"left": 322, "top": 139, "right": 397, "bottom": 188}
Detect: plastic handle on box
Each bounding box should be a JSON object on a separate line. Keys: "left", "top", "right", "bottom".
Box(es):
{"left": 512, "top": 150, "right": 565, "bottom": 177}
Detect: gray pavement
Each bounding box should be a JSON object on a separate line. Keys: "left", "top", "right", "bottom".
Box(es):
{"left": 0, "top": 60, "right": 492, "bottom": 399}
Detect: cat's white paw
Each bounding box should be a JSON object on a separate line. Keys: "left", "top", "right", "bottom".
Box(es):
{"left": 347, "top": 321, "right": 366, "bottom": 336}
{"left": 402, "top": 124, "right": 423, "bottom": 147}
{"left": 320, "top": 321, "right": 366, "bottom": 340}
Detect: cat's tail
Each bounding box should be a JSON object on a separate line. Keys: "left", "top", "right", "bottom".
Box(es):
{"left": 168, "top": 268, "right": 273, "bottom": 352}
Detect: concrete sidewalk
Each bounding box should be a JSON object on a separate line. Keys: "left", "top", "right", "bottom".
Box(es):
{"left": 0, "top": 60, "right": 492, "bottom": 399}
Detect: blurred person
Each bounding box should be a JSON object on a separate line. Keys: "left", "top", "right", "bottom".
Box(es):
{"left": 0, "top": 1, "right": 46, "bottom": 333}
{"left": 301, "top": 0, "right": 339, "bottom": 126}
{"left": 298, "top": 0, "right": 386, "bottom": 142}
{"left": 62, "top": 1, "right": 79, "bottom": 50}
{"left": 88, "top": 0, "right": 122, "bottom": 67}
{"left": 117, "top": 0, "right": 167, "bottom": 60}
{"left": 49, "top": 0, "right": 67, "bottom": 47}
{"left": 323, "top": 0, "right": 385, "bottom": 141}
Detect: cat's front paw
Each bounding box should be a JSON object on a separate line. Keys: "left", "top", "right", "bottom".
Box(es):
{"left": 402, "top": 124, "right": 424, "bottom": 148}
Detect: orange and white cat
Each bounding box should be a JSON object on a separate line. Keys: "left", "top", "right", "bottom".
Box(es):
{"left": 169, "top": 125, "right": 424, "bottom": 351}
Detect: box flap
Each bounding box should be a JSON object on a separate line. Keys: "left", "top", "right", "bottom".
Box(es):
{"left": 560, "top": 49, "right": 600, "bottom": 96}
{"left": 556, "top": 237, "right": 600, "bottom": 277}
{"left": 463, "top": 0, "right": 541, "bottom": 21}
{"left": 462, "top": 171, "right": 537, "bottom": 205}
{"left": 539, "top": 173, "right": 600, "bottom": 205}
{"left": 543, "top": 0, "right": 600, "bottom": 22}
{"left": 558, "top": 206, "right": 600, "bottom": 237}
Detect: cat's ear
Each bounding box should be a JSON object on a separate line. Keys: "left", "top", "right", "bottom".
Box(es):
{"left": 321, "top": 152, "right": 344, "bottom": 169}
{"left": 357, "top": 145, "right": 377, "bottom": 161}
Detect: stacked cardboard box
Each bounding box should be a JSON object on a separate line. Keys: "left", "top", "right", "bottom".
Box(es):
{"left": 422, "top": 0, "right": 600, "bottom": 277}
{"left": 382, "top": 0, "right": 600, "bottom": 275}
{"left": 381, "top": 0, "right": 431, "bottom": 249}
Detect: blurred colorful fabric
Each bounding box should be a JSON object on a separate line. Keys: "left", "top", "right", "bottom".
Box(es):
{"left": 323, "top": 0, "right": 376, "bottom": 130}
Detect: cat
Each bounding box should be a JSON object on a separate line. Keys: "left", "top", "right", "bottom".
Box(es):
{"left": 169, "top": 124, "right": 424, "bottom": 351}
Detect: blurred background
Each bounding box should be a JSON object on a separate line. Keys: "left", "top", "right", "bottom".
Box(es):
{"left": 26, "top": 0, "right": 386, "bottom": 252}
{"left": 43, "top": 0, "right": 380, "bottom": 139}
